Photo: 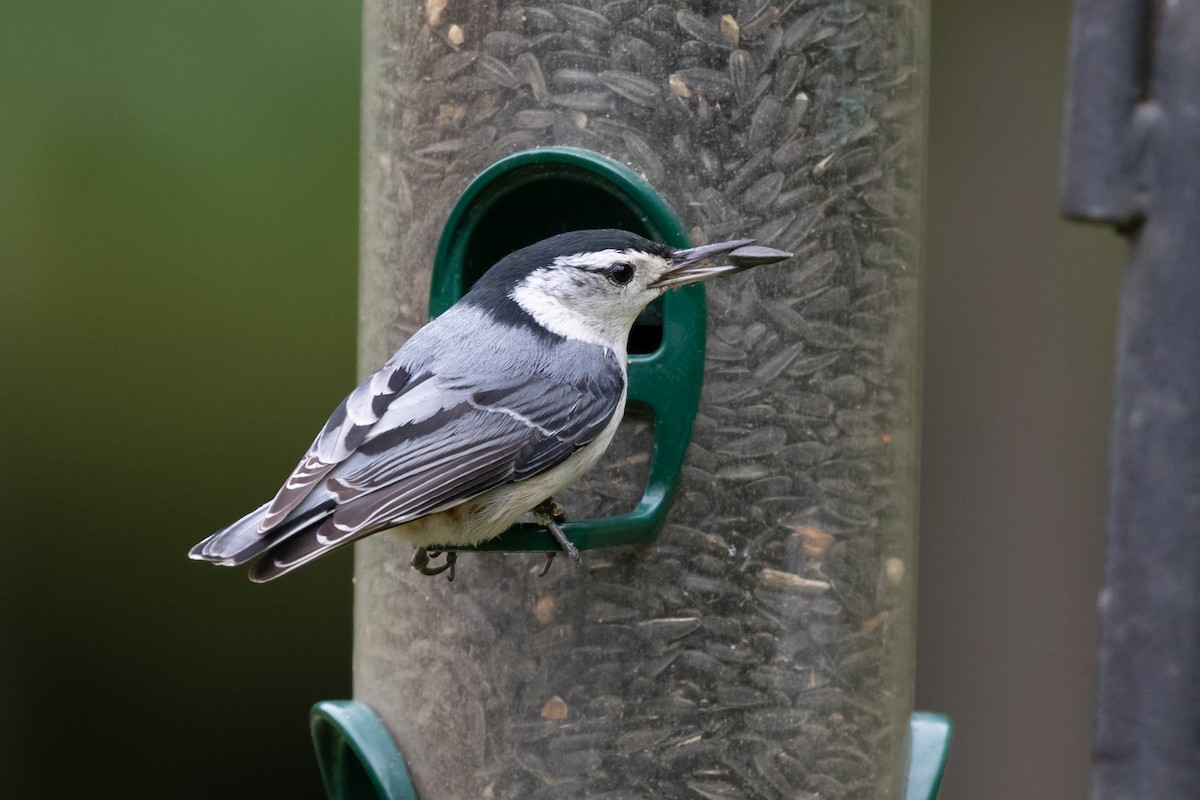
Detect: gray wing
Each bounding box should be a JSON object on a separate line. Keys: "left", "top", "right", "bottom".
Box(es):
{"left": 331, "top": 370, "right": 621, "bottom": 524}
{"left": 245, "top": 361, "right": 624, "bottom": 581}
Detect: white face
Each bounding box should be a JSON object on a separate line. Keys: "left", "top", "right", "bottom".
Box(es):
{"left": 509, "top": 247, "right": 676, "bottom": 354}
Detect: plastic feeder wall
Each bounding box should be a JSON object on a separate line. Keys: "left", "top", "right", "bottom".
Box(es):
{"left": 353, "top": 2, "right": 927, "bottom": 798}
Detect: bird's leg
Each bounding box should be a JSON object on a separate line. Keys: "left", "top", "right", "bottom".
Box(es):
{"left": 410, "top": 547, "right": 457, "bottom": 581}
{"left": 533, "top": 497, "right": 581, "bottom": 575}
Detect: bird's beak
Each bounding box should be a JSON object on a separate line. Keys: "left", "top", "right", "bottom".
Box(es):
{"left": 650, "top": 239, "right": 793, "bottom": 290}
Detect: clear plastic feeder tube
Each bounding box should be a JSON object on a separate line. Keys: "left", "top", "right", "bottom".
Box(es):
{"left": 355, "top": 2, "right": 926, "bottom": 798}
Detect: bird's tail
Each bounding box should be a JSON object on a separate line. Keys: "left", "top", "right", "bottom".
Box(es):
{"left": 189, "top": 496, "right": 347, "bottom": 582}
{"left": 188, "top": 502, "right": 328, "bottom": 567}
{"left": 246, "top": 516, "right": 377, "bottom": 583}
{"left": 188, "top": 503, "right": 274, "bottom": 565}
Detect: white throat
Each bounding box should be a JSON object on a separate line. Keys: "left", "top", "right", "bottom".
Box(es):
{"left": 510, "top": 271, "right": 633, "bottom": 356}
{"left": 511, "top": 281, "right": 633, "bottom": 357}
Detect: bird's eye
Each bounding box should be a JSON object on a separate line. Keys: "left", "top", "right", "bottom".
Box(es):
{"left": 608, "top": 262, "right": 635, "bottom": 285}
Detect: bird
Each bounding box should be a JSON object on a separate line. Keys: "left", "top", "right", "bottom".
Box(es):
{"left": 189, "top": 229, "right": 791, "bottom": 582}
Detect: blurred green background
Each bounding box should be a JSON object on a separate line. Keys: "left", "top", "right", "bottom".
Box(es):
{"left": 1, "top": 2, "right": 359, "bottom": 797}
{"left": 0, "top": 1, "right": 1121, "bottom": 798}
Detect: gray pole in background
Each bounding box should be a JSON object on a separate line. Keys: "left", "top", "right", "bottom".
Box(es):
{"left": 355, "top": 3, "right": 927, "bottom": 797}
{"left": 1062, "top": 1, "right": 1200, "bottom": 797}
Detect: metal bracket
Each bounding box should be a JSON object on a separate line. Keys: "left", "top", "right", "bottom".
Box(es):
{"left": 1060, "top": 0, "right": 1157, "bottom": 225}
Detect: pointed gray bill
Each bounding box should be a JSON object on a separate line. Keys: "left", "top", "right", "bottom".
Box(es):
{"left": 650, "top": 240, "right": 794, "bottom": 289}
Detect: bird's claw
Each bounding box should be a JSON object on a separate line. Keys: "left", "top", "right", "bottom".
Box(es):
{"left": 410, "top": 547, "right": 456, "bottom": 581}
{"left": 533, "top": 497, "right": 581, "bottom": 576}
{"left": 537, "top": 552, "right": 557, "bottom": 577}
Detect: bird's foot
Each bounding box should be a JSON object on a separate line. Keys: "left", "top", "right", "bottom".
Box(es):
{"left": 410, "top": 547, "right": 457, "bottom": 582}
{"left": 535, "top": 497, "right": 568, "bottom": 523}
{"left": 533, "top": 497, "right": 581, "bottom": 575}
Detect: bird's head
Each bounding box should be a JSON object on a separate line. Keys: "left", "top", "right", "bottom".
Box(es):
{"left": 476, "top": 229, "right": 790, "bottom": 353}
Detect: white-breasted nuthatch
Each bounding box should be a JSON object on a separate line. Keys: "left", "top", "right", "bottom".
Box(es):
{"left": 189, "top": 229, "right": 791, "bottom": 581}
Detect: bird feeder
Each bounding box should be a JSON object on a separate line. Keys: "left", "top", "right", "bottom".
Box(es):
{"left": 333, "top": 1, "right": 943, "bottom": 798}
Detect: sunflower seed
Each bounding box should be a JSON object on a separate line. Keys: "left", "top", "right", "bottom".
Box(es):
{"left": 611, "top": 33, "right": 663, "bottom": 76}
{"left": 512, "top": 109, "right": 557, "bottom": 129}
{"left": 728, "top": 49, "right": 756, "bottom": 106}
{"left": 621, "top": 130, "right": 665, "bottom": 183}
{"left": 430, "top": 50, "right": 476, "bottom": 80}
{"left": 742, "top": 171, "right": 784, "bottom": 212}
{"left": 676, "top": 10, "right": 727, "bottom": 49}
{"left": 728, "top": 244, "right": 794, "bottom": 267}
{"left": 747, "top": 96, "right": 784, "bottom": 150}
{"left": 548, "top": 91, "right": 610, "bottom": 111}
{"left": 556, "top": 4, "right": 612, "bottom": 38}
{"left": 598, "top": 69, "right": 661, "bottom": 107}
{"left": 675, "top": 67, "right": 731, "bottom": 99}
{"left": 513, "top": 52, "right": 549, "bottom": 101}
{"left": 783, "top": 8, "right": 825, "bottom": 52}
{"left": 475, "top": 54, "right": 520, "bottom": 88}
{"left": 482, "top": 30, "right": 529, "bottom": 58}
{"left": 774, "top": 54, "right": 806, "bottom": 99}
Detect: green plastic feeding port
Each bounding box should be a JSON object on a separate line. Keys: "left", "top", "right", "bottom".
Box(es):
{"left": 905, "top": 712, "right": 952, "bottom": 800}
{"left": 310, "top": 701, "right": 417, "bottom": 800}
{"left": 430, "top": 146, "right": 700, "bottom": 554}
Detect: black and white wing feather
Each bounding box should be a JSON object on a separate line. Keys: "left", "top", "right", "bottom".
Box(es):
{"left": 189, "top": 347, "right": 624, "bottom": 581}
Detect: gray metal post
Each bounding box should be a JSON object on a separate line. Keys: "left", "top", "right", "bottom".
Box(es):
{"left": 1063, "top": 1, "right": 1200, "bottom": 797}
